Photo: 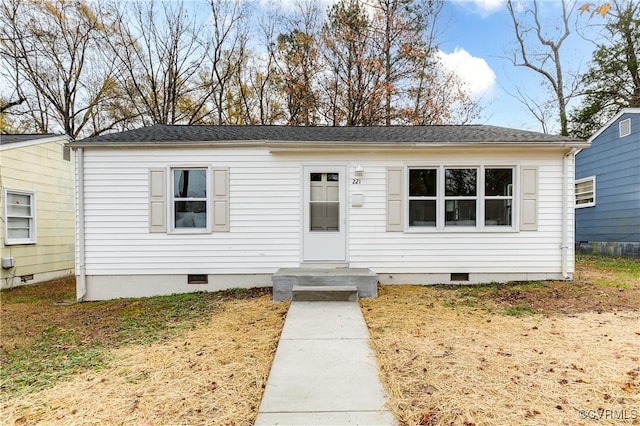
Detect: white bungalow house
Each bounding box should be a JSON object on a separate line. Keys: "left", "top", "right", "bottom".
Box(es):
{"left": 70, "top": 125, "right": 588, "bottom": 301}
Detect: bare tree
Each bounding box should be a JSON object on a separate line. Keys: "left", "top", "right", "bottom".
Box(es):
{"left": 0, "top": 0, "right": 119, "bottom": 138}
{"left": 0, "top": 96, "right": 24, "bottom": 113}
{"left": 105, "top": 0, "right": 206, "bottom": 127}
{"left": 506, "top": 0, "right": 578, "bottom": 135}
{"left": 273, "top": 0, "right": 324, "bottom": 126}
{"left": 370, "top": 0, "right": 440, "bottom": 125}
{"left": 510, "top": 85, "right": 556, "bottom": 133}
{"left": 197, "top": 0, "right": 249, "bottom": 125}
{"left": 0, "top": 96, "right": 27, "bottom": 133}
{"left": 321, "top": 0, "right": 385, "bottom": 125}
{"left": 249, "top": 10, "right": 286, "bottom": 125}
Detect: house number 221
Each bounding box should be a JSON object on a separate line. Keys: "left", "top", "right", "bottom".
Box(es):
{"left": 352, "top": 178, "right": 361, "bottom": 184}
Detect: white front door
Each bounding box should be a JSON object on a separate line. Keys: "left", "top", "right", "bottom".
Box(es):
{"left": 302, "top": 166, "right": 347, "bottom": 262}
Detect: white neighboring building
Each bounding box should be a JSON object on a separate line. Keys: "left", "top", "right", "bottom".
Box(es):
{"left": 70, "top": 125, "right": 588, "bottom": 301}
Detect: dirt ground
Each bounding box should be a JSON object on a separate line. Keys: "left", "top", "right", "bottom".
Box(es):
{"left": 1, "top": 256, "right": 639, "bottom": 425}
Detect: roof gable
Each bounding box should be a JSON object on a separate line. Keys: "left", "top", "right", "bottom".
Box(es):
{"left": 588, "top": 108, "right": 640, "bottom": 142}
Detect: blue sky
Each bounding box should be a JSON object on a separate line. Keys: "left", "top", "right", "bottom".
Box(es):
{"left": 437, "top": 0, "right": 595, "bottom": 132}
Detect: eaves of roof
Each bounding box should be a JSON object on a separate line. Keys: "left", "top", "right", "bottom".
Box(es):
{"left": 0, "top": 134, "right": 69, "bottom": 150}
{"left": 69, "top": 124, "right": 588, "bottom": 150}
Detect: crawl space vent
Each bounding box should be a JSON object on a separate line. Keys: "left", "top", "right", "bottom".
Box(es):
{"left": 451, "top": 273, "right": 469, "bottom": 281}
{"left": 188, "top": 274, "right": 208, "bottom": 284}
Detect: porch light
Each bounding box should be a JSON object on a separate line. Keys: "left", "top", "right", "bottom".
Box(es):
{"left": 354, "top": 164, "right": 364, "bottom": 176}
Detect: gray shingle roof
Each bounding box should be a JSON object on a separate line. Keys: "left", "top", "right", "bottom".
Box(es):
{"left": 0, "top": 134, "right": 62, "bottom": 145}
{"left": 71, "top": 124, "right": 585, "bottom": 146}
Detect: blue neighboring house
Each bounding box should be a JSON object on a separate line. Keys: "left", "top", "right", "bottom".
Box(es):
{"left": 575, "top": 108, "right": 640, "bottom": 257}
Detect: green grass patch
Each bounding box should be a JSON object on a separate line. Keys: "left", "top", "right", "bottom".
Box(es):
{"left": 577, "top": 254, "right": 640, "bottom": 276}
{"left": 441, "top": 298, "right": 457, "bottom": 308}
{"left": 506, "top": 281, "right": 549, "bottom": 291}
{"left": 577, "top": 254, "right": 639, "bottom": 290}
{"left": 594, "top": 279, "right": 631, "bottom": 289}
{"left": 0, "top": 279, "right": 269, "bottom": 399}
{"left": 503, "top": 302, "right": 536, "bottom": 317}
{"left": 113, "top": 292, "right": 224, "bottom": 345}
{"left": 1, "top": 325, "right": 106, "bottom": 397}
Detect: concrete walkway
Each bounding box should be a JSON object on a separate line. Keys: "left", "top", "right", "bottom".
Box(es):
{"left": 255, "top": 301, "right": 395, "bottom": 425}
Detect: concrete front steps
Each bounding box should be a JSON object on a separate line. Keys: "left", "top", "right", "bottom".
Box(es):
{"left": 272, "top": 268, "right": 378, "bottom": 301}
{"left": 292, "top": 285, "right": 358, "bottom": 302}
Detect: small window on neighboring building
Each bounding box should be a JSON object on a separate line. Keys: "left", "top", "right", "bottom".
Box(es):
{"left": 575, "top": 176, "right": 595, "bottom": 208}
{"left": 619, "top": 118, "right": 631, "bottom": 137}
{"left": 63, "top": 145, "right": 71, "bottom": 161}
{"left": 4, "top": 190, "right": 36, "bottom": 244}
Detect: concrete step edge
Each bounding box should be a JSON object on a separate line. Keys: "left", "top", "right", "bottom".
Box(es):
{"left": 291, "top": 285, "right": 359, "bottom": 302}
{"left": 292, "top": 285, "right": 359, "bottom": 292}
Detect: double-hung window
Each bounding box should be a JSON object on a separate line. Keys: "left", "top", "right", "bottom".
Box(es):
{"left": 484, "top": 168, "right": 513, "bottom": 226}
{"left": 445, "top": 168, "right": 477, "bottom": 226}
{"left": 408, "top": 166, "right": 514, "bottom": 230}
{"left": 409, "top": 169, "right": 437, "bottom": 227}
{"left": 4, "top": 190, "right": 36, "bottom": 244}
{"left": 575, "top": 176, "right": 595, "bottom": 208}
{"left": 172, "top": 168, "right": 208, "bottom": 230}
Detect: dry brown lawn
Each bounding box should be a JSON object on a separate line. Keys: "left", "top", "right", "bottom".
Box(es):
{"left": 362, "top": 256, "right": 640, "bottom": 425}
{"left": 1, "top": 285, "right": 289, "bottom": 425}
{"left": 1, "top": 255, "right": 639, "bottom": 425}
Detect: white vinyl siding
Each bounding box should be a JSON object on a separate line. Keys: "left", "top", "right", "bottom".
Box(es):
{"left": 575, "top": 176, "right": 595, "bottom": 208}
{"left": 4, "top": 189, "right": 36, "bottom": 245}
{"left": 82, "top": 148, "right": 300, "bottom": 275}
{"left": 80, "top": 148, "right": 572, "bottom": 282}
{"left": 348, "top": 152, "right": 568, "bottom": 274}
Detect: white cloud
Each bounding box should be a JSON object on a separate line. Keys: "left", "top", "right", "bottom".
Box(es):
{"left": 437, "top": 48, "right": 496, "bottom": 98}
{"left": 451, "top": 0, "right": 506, "bottom": 17}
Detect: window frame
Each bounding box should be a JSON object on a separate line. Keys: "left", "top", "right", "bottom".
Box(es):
{"left": 4, "top": 189, "right": 37, "bottom": 245}
{"left": 169, "top": 166, "right": 211, "bottom": 234}
{"left": 575, "top": 176, "right": 596, "bottom": 208}
{"left": 406, "top": 165, "right": 517, "bottom": 232}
